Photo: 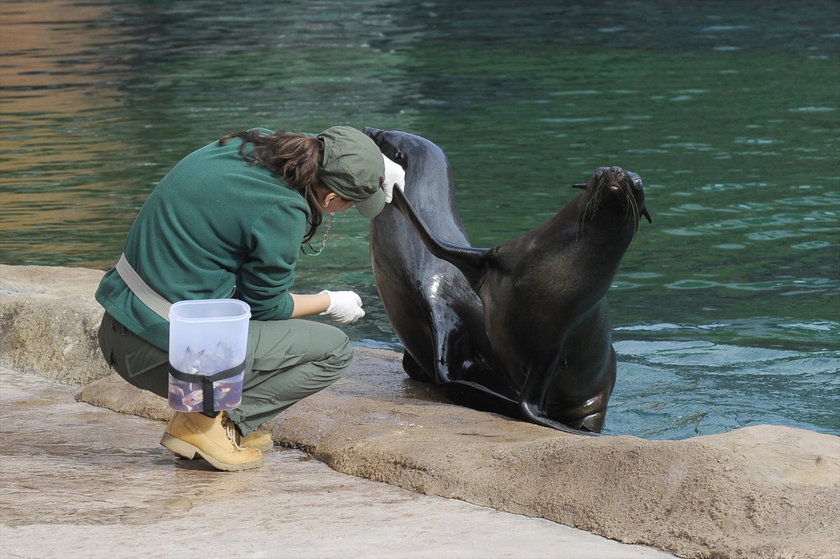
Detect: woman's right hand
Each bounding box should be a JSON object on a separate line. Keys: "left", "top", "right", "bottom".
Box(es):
{"left": 319, "top": 290, "right": 365, "bottom": 325}
{"left": 382, "top": 153, "right": 405, "bottom": 203}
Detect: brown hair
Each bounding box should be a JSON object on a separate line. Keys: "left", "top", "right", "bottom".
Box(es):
{"left": 219, "top": 129, "right": 324, "bottom": 243}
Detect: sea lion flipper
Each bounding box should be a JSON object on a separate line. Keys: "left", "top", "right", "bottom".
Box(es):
{"left": 439, "top": 380, "right": 521, "bottom": 418}
{"left": 391, "top": 187, "right": 488, "bottom": 288}
{"left": 520, "top": 401, "right": 600, "bottom": 436}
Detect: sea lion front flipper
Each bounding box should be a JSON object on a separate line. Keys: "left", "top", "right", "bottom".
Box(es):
{"left": 391, "top": 187, "right": 488, "bottom": 289}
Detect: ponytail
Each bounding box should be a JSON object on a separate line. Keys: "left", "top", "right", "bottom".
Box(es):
{"left": 220, "top": 130, "right": 324, "bottom": 243}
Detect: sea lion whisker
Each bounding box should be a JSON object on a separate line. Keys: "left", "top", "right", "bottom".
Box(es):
{"left": 626, "top": 194, "right": 642, "bottom": 241}
{"left": 577, "top": 187, "right": 603, "bottom": 238}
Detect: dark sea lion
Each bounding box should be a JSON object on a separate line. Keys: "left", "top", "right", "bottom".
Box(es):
{"left": 364, "top": 127, "right": 496, "bottom": 392}
{"left": 367, "top": 127, "right": 650, "bottom": 434}
{"left": 390, "top": 166, "right": 650, "bottom": 433}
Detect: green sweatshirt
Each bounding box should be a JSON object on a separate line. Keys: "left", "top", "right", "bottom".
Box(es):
{"left": 96, "top": 130, "right": 310, "bottom": 350}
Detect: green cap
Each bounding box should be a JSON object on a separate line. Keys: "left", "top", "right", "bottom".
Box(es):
{"left": 317, "top": 126, "right": 386, "bottom": 218}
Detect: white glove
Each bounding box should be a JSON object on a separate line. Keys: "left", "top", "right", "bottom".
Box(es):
{"left": 382, "top": 153, "right": 406, "bottom": 203}
{"left": 319, "top": 290, "right": 365, "bottom": 325}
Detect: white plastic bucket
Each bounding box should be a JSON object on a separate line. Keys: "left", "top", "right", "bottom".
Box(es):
{"left": 167, "top": 299, "right": 251, "bottom": 413}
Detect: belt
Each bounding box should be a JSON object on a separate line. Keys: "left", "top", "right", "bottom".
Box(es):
{"left": 114, "top": 253, "right": 171, "bottom": 321}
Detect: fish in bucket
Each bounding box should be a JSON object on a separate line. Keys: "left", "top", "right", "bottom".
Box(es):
{"left": 167, "top": 299, "right": 250, "bottom": 413}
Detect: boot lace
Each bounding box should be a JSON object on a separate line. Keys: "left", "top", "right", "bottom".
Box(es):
{"left": 221, "top": 413, "right": 245, "bottom": 450}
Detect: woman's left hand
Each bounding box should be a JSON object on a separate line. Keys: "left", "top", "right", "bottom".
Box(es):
{"left": 382, "top": 154, "right": 405, "bottom": 203}
{"left": 319, "top": 290, "right": 365, "bottom": 325}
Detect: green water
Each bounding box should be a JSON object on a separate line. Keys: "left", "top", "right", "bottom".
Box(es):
{"left": 1, "top": 0, "right": 838, "bottom": 439}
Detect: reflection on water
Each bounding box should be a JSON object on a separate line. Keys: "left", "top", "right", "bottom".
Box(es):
{"left": 1, "top": 0, "right": 838, "bottom": 439}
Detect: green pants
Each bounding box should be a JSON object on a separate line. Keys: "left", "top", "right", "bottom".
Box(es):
{"left": 98, "top": 312, "right": 353, "bottom": 435}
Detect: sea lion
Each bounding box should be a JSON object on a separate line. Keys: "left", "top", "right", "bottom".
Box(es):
{"left": 365, "top": 128, "right": 498, "bottom": 394}
{"left": 367, "top": 128, "right": 650, "bottom": 434}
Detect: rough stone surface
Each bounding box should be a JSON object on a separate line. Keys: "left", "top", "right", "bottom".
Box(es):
{"left": 3, "top": 265, "right": 839, "bottom": 559}
{"left": 1, "top": 368, "right": 678, "bottom": 559}
{"left": 0, "top": 265, "right": 109, "bottom": 384}
{"left": 239, "top": 366, "right": 840, "bottom": 559}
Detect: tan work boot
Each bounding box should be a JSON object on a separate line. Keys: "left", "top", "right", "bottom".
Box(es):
{"left": 240, "top": 430, "right": 273, "bottom": 452}
{"left": 160, "top": 411, "right": 263, "bottom": 471}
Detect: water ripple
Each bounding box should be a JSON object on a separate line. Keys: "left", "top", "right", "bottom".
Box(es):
{"left": 664, "top": 277, "right": 837, "bottom": 291}
{"left": 608, "top": 336, "right": 840, "bottom": 439}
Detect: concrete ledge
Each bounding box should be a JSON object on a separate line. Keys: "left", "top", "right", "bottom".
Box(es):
{"left": 3, "top": 265, "right": 839, "bottom": 559}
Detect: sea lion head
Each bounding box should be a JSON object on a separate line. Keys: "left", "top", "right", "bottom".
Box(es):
{"left": 573, "top": 166, "right": 652, "bottom": 233}
{"left": 364, "top": 127, "right": 409, "bottom": 170}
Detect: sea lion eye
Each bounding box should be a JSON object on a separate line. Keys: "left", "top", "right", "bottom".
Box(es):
{"left": 394, "top": 150, "right": 405, "bottom": 163}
